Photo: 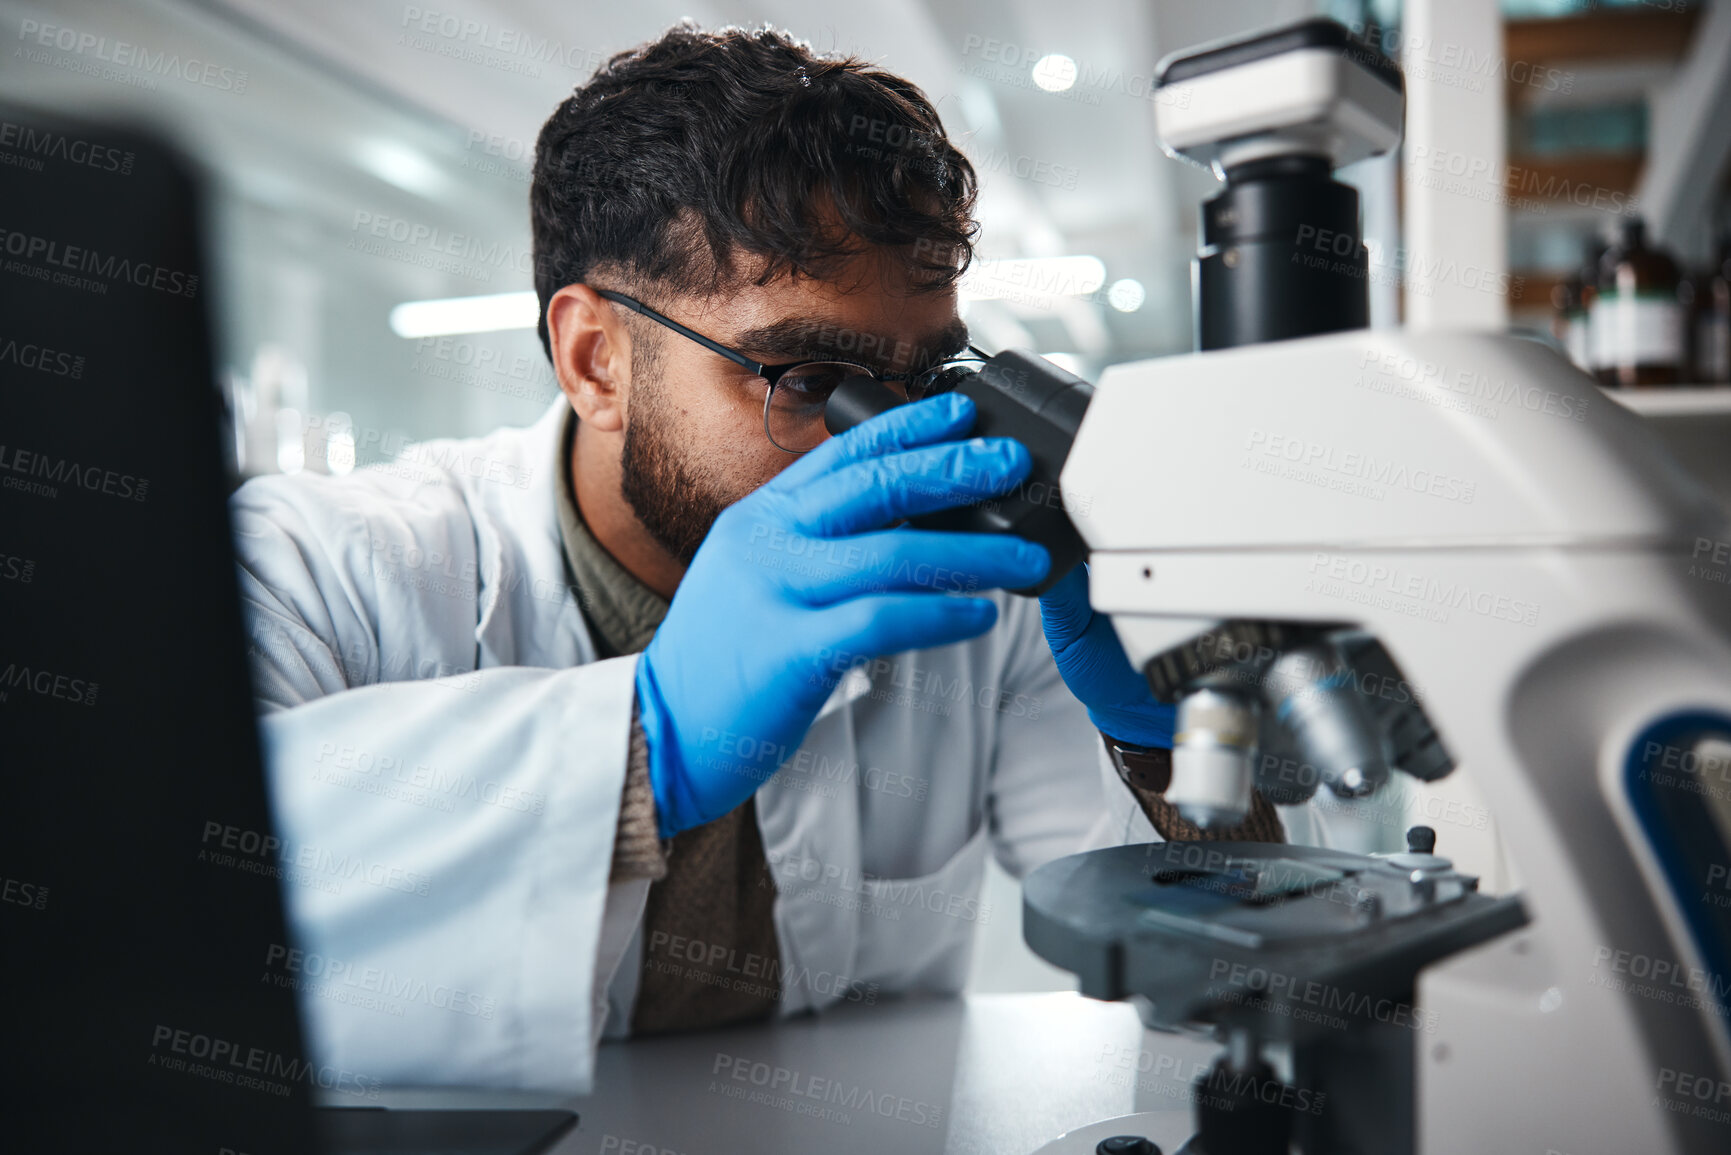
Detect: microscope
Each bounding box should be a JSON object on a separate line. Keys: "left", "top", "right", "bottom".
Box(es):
{"left": 828, "top": 16, "right": 1731, "bottom": 1155}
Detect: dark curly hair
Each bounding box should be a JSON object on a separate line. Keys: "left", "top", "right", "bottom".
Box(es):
{"left": 529, "top": 22, "right": 978, "bottom": 358}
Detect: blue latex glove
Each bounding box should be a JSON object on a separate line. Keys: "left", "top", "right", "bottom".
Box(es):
{"left": 1038, "top": 563, "right": 1176, "bottom": 748}
{"left": 635, "top": 393, "right": 1052, "bottom": 837}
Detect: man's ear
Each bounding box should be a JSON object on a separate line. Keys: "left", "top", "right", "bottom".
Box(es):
{"left": 546, "top": 283, "right": 631, "bottom": 434}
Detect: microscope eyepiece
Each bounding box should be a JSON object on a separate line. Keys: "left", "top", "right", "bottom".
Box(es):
{"left": 823, "top": 350, "right": 1094, "bottom": 596}
{"left": 919, "top": 362, "right": 981, "bottom": 397}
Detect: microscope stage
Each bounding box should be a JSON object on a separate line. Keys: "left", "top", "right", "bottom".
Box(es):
{"left": 1023, "top": 841, "right": 1527, "bottom": 1039}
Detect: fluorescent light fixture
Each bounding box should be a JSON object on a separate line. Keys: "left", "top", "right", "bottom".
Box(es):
{"left": 324, "top": 412, "right": 356, "bottom": 476}
{"left": 394, "top": 259, "right": 1106, "bottom": 336}
{"left": 957, "top": 79, "right": 1003, "bottom": 137}
{"left": 1032, "top": 54, "right": 1077, "bottom": 93}
{"left": 1107, "top": 278, "right": 1146, "bottom": 312}
{"left": 960, "top": 256, "right": 1105, "bottom": 305}
{"left": 389, "top": 290, "right": 538, "bottom": 338}
{"left": 356, "top": 140, "right": 447, "bottom": 199}
{"left": 275, "top": 408, "right": 304, "bottom": 475}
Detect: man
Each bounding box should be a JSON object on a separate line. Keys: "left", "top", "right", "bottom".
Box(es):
{"left": 235, "top": 23, "right": 1301, "bottom": 1092}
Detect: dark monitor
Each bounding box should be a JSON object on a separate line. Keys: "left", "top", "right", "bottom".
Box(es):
{"left": 0, "top": 107, "right": 570, "bottom": 1155}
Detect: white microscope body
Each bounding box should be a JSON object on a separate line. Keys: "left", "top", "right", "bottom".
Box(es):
{"left": 1064, "top": 329, "right": 1731, "bottom": 1152}
{"left": 1023, "top": 18, "right": 1731, "bottom": 1153}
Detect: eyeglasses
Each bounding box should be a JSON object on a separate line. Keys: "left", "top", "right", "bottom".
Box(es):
{"left": 594, "top": 288, "right": 987, "bottom": 453}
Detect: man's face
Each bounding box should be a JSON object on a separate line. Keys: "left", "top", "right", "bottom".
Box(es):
{"left": 619, "top": 251, "right": 968, "bottom": 566}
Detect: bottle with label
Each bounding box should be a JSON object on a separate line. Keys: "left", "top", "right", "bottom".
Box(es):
{"left": 1592, "top": 216, "right": 1685, "bottom": 388}
{"left": 1681, "top": 271, "right": 1707, "bottom": 383}
{"left": 1696, "top": 236, "right": 1731, "bottom": 385}
{"left": 1551, "top": 270, "right": 1586, "bottom": 370}
{"left": 1577, "top": 239, "right": 1607, "bottom": 375}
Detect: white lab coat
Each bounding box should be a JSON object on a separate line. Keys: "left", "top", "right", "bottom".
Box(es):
{"left": 232, "top": 399, "right": 1313, "bottom": 1093}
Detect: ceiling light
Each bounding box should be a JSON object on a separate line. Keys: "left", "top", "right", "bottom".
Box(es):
{"left": 1107, "top": 278, "right": 1146, "bottom": 312}
{"left": 1031, "top": 54, "right": 1077, "bottom": 93}
{"left": 355, "top": 140, "right": 447, "bottom": 199}
{"left": 960, "top": 256, "right": 1105, "bottom": 305}
{"left": 389, "top": 291, "right": 538, "bottom": 338}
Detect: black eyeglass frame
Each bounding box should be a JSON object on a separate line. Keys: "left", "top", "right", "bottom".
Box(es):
{"left": 592, "top": 287, "right": 986, "bottom": 453}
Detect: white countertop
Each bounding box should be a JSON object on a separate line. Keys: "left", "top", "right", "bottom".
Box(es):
{"left": 357, "top": 992, "right": 1220, "bottom": 1155}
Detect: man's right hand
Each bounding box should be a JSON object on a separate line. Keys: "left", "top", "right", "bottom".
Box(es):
{"left": 633, "top": 393, "right": 1051, "bottom": 837}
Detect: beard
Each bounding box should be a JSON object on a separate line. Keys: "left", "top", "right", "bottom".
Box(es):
{"left": 618, "top": 375, "right": 738, "bottom": 568}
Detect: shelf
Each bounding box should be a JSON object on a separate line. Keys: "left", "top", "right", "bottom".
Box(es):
{"left": 1504, "top": 152, "right": 1644, "bottom": 199}
{"left": 1505, "top": 9, "right": 1701, "bottom": 68}
{"left": 1600, "top": 385, "right": 1731, "bottom": 416}
{"left": 1508, "top": 270, "right": 1564, "bottom": 312}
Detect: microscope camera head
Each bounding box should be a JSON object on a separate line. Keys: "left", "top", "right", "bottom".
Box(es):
{"left": 1153, "top": 17, "right": 1404, "bottom": 180}
{"left": 1154, "top": 19, "right": 1405, "bottom": 352}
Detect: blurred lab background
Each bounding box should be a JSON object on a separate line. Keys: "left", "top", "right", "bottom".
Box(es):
{"left": 5, "top": 0, "right": 1728, "bottom": 992}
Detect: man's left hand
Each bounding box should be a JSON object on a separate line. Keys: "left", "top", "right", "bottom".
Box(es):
{"left": 1038, "top": 563, "right": 1176, "bottom": 747}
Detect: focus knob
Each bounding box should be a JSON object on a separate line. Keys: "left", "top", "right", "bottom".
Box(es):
{"left": 1096, "top": 1137, "right": 1161, "bottom": 1155}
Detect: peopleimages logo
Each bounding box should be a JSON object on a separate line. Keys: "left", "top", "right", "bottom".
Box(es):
{"left": 1406, "top": 143, "right": 1638, "bottom": 215}
{"left": 1097, "top": 1043, "right": 1328, "bottom": 1117}
{"left": 1, "top": 872, "right": 49, "bottom": 911}
{"left": 1344, "top": 21, "right": 1575, "bottom": 95}
{"left": 1306, "top": 552, "right": 1541, "bottom": 628}
{"left": 957, "top": 34, "right": 1189, "bottom": 108}
{"left": 0, "top": 661, "right": 99, "bottom": 706}
{"left": 199, "top": 820, "right": 433, "bottom": 898}
{"left": 0, "top": 551, "right": 34, "bottom": 583}
{"left": 0, "top": 335, "right": 84, "bottom": 378}
{"left": 399, "top": 6, "right": 610, "bottom": 74}
{"left": 264, "top": 943, "right": 498, "bottom": 1020}
{"left": 149, "top": 1024, "right": 379, "bottom": 1099}
{"left": 0, "top": 120, "right": 134, "bottom": 174}
{"left": 0, "top": 228, "right": 198, "bottom": 298}
{"left": 1355, "top": 348, "right": 1591, "bottom": 422}
{"left": 1206, "top": 958, "right": 1440, "bottom": 1033}
{"left": 0, "top": 443, "right": 149, "bottom": 502}
{"left": 16, "top": 19, "right": 250, "bottom": 93}
{"left": 710, "top": 1053, "right": 944, "bottom": 1128}
{"left": 347, "top": 210, "right": 533, "bottom": 284}
{"left": 645, "top": 932, "right": 879, "bottom": 1004}
{"left": 764, "top": 849, "right": 992, "bottom": 924}
{"left": 1244, "top": 429, "right": 1477, "bottom": 505}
